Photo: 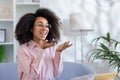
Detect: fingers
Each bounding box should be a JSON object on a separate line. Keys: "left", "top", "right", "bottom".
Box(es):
{"left": 63, "top": 41, "right": 72, "bottom": 49}
{"left": 56, "top": 41, "right": 72, "bottom": 52}
{"left": 39, "top": 39, "right": 55, "bottom": 49}
{"left": 60, "top": 41, "right": 72, "bottom": 51}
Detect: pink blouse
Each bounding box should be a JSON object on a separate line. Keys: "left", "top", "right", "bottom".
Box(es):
{"left": 17, "top": 40, "right": 63, "bottom": 80}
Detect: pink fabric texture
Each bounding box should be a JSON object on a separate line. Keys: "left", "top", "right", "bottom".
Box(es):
{"left": 17, "top": 40, "right": 63, "bottom": 80}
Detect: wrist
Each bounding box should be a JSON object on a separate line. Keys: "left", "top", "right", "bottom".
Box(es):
{"left": 56, "top": 49, "right": 62, "bottom": 52}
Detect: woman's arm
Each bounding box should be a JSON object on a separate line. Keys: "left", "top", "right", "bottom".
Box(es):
{"left": 17, "top": 45, "right": 45, "bottom": 79}
{"left": 53, "top": 51, "right": 63, "bottom": 78}
{"left": 53, "top": 41, "right": 72, "bottom": 78}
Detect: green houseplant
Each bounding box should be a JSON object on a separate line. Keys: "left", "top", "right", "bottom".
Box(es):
{"left": 89, "top": 32, "right": 120, "bottom": 74}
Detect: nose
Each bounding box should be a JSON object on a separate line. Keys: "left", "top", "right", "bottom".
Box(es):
{"left": 41, "top": 25, "right": 49, "bottom": 30}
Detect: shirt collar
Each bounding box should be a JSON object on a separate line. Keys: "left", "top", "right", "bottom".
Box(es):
{"left": 28, "top": 40, "right": 39, "bottom": 49}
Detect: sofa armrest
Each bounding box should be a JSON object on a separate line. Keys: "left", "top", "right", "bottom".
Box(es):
{"left": 0, "top": 63, "right": 18, "bottom": 80}
{"left": 56, "top": 62, "right": 95, "bottom": 80}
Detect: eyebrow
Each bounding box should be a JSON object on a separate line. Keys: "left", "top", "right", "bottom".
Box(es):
{"left": 37, "top": 22, "right": 43, "bottom": 24}
{"left": 37, "top": 22, "right": 49, "bottom": 25}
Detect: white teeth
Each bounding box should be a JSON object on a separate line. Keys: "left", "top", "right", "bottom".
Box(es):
{"left": 40, "top": 32, "right": 46, "bottom": 35}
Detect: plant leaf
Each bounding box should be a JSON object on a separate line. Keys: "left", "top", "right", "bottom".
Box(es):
{"left": 100, "top": 43, "right": 109, "bottom": 51}
{"left": 107, "top": 32, "right": 110, "bottom": 42}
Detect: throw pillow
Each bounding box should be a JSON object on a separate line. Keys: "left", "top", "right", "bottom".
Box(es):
{"left": 94, "top": 72, "right": 117, "bottom": 80}
{"left": 71, "top": 73, "right": 95, "bottom": 80}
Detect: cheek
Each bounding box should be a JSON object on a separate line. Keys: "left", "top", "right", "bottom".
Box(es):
{"left": 47, "top": 29, "right": 49, "bottom": 34}
{"left": 33, "top": 29, "right": 39, "bottom": 36}
{"left": 32, "top": 28, "right": 38, "bottom": 36}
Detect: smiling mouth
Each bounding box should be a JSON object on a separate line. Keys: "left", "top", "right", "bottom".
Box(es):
{"left": 40, "top": 32, "right": 47, "bottom": 36}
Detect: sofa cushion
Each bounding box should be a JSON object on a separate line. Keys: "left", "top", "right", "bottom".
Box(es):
{"left": 56, "top": 62, "right": 94, "bottom": 80}
{"left": 0, "top": 62, "right": 94, "bottom": 80}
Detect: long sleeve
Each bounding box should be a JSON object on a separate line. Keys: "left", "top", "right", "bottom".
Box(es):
{"left": 17, "top": 45, "right": 45, "bottom": 80}
{"left": 53, "top": 51, "right": 63, "bottom": 78}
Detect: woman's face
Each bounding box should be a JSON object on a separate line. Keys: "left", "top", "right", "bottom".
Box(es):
{"left": 32, "top": 17, "right": 50, "bottom": 43}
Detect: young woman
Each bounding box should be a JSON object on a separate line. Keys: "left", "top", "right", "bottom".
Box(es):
{"left": 15, "top": 8, "right": 72, "bottom": 80}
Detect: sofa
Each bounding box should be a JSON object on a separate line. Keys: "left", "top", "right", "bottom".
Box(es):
{"left": 0, "top": 62, "right": 94, "bottom": 80}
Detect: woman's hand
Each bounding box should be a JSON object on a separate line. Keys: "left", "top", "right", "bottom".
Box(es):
{"left": 56, "top": 41, "right": 72, "bottom": 52}
{"left": 39, "top": 40, "right": 55, "bottom": 49}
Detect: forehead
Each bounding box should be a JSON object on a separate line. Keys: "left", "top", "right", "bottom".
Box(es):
{"left": 35, "top": 17, "right": 48, "bottom": 22}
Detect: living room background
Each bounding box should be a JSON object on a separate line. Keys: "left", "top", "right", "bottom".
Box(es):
{"left": 0, "top": 0, "right": 120, "bottom": 74}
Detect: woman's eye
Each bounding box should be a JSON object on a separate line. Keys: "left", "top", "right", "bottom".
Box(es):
{"left": 47, "top": 24, "right": 51, "bottom": 28}
{"left": 38, "top": 24, "right": 43, "bottom": 27}
{"left": 37, "top": 23, "right": 43, "bottom": 27}
{"left": 36, "top": 23, "right": 51, "bottom": 29}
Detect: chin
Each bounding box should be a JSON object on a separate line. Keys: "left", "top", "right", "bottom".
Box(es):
{"left": 40, "top": 38, "right": 46, "bottom": 40}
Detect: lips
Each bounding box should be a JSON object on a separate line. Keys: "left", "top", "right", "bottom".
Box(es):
{"left": 40, "top": 31, "right": 47, "bottom": 37}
